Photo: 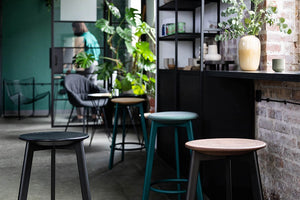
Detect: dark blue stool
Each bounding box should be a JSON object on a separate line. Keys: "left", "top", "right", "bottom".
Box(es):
{"left": 18, "top": 131, "right": 90, "bottom": 200}
{"left": 142, "top": 111, "right": 203, "bottom": 200}
{"left": 109, "top": 97, "right": 148, "bottom": 169}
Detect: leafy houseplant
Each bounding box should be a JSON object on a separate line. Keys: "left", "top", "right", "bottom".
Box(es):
{"left": 215, "top": 0, "right": 291, "bottom": 41}
{"left": 73, "top": 51, "right": 95, "bottom": 69}
{"left": 95, "top": 0, "right": 156, "bottom": 97}
{"left": 215, "top": 0, "right": 292, "bottom": 71}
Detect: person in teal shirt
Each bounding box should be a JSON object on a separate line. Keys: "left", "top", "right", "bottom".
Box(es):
{"left": 72, "top": 22, "right": 101, "bottom": 122}
{"left": 72, "top": 22, "right": 100, "bottom": 84}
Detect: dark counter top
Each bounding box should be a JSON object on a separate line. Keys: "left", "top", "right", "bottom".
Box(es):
{"left": 204, "top": 70, "right": 300, "bottom": 82}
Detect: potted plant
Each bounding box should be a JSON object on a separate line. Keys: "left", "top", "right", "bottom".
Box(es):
{"left": 215, "top": 0, "right": 292, "bottom": 71}
{"left": 73, "top": 51, "right": 96, "bottom": 70}
{"left": 95, "top": 0, "right": 156, "bottom": 98}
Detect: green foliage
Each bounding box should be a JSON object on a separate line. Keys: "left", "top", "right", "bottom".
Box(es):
{"left": 73, "top": 52, "right": 95, "bottom": 69}
{"left": 215, "top": 0, "right": 292, "bottom": 41}
{"left": 95, "top": 0, "right": 156, "bottom": 97}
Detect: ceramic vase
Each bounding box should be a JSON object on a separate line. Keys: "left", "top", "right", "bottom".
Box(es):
{"left": 238, "top": 35, "right": 261, "bottom": 71}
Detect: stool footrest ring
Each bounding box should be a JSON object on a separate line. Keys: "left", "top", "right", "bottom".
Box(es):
{"left": 150, "top": 178, "right": 188, "bottom": 194}
{"left": 112, "top": 142, "right": 145, "bottom": 151}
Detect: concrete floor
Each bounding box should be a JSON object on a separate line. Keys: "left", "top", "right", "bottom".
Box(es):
{"left": 0, "top": 117, "right": 180, "bottom": 200}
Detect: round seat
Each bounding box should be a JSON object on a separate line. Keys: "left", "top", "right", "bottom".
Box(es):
{"left": 185, "top": 138, "right": 266, "bottom": 156}
{"left": 148, "top": 111, "right": 198, "bottom": 124}
{"left": 111, "top": 97, "right": 145, "bottom": 105}
{"left": 19, "top": 131, "right": 89, "bottom": 146}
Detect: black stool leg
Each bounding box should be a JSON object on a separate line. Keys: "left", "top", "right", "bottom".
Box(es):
{"left": 74, "top": 141, "right": 91, "bottom": 200}
{"left": 65, "top": 106, "right": 74, "bottom": 132}
{"left": 226, "top": 158, "right": 232, "bottom": 200}
{"left": 51, "top": 149, "right": 55, "bottom": 200}
{"left": 251, "top": 151, "right": 264, "bottom": 200}
{"left": 101, "top": 107, "right": 110, "bottom": 138}
{"left": 122, "top": 106, "right": 126, "bottom": 162}
{"left": 186, "top": 151, "right": 201, "bottom": 200}
{"left": 18, "top": 142, "right": 34, "bottom": 200}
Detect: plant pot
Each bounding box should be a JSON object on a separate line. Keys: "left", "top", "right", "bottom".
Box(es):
{"left": 238, "top": 35, "right": 261, "bottom": 71}
{"left": 147, "top": 96, "right": 155, "bottom": 113}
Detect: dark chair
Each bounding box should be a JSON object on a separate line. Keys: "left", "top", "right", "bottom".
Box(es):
{"left": 64, "top": 74, "right": 109, "bottom": 144}
{"left": 3, "top": 77, "right": 50, "bottom": 119}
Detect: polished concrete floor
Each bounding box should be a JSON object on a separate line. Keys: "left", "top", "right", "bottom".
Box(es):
{"left": 0, "top": 117, "right": 181, "bottom": 200}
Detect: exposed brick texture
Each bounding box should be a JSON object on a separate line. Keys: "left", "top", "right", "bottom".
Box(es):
{"left": 218, "top": 1, "right": 300, "bottom": 198}
{"left": 255, "top": 3, "right": 300, "bottom": 199}
{"left": 255, "top": 79, "right": 300, "bottom": 200}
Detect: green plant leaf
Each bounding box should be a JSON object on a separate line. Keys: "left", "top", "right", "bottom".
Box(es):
{"left": 136, "top": 42, "right": 156, "bottom": 62}
{"left": 244, "top": 18, "right": 251, "bottom": 25}
{"left": 121, "top": 78, "right": 132, "bottom": 91}
{"left": 106, "top": 0, "right": 121, "bottom": 18}
{"left": 125, "top": 41, "right": 136, "bottom": 55}
{"left": 149, "top": 77, "right": 155, "bottom": 83}
{"left": 95, "top": 19, "right": 115, "bottom": 35}
{"left": 74, "top": 52, "right": 95, "bottom": 69}
{"left": 132, "top": 84, "right": 145, "bottom": 95}
{"left": 96, "top": 62, "right": 114, "bottom": 80}
{"left": 116, "top": 27, "right": 132, "bottom": 42}
{"left": 114, "top": 79, "right": 122, "bottom": 89}
{"left": 135, "top": 22, "right": 151, "bottom": 37}
{"left": 125, "top": 8, "right": 140, "bottom": 27}
{"left": 279, "top": 17, "right": 285, "bottom": 23}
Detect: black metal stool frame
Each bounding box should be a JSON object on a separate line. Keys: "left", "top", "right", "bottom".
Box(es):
{"left": 18, "top": 140, "right": 91, "bottom": 200}
{"left": 186, "top": 151, "right": 264, "bottom": 200}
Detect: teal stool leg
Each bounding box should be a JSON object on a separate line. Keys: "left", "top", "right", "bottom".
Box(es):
{"left": 138, "top": 103, "right": 148, "bottom": 151}
{"left": 186, "top": 121, "right": 203, "bottom": 200}
{"left": 121, "top": 106, "right": 126, "bottom": 162}
{"left": 142, "top": 121, "right": 158, "bottom": 200}
{"left": 174, "top": 127, "right": 181, "bottom": 200}
{"left": 109, "top": 103, "right": 119, "bottom": 169}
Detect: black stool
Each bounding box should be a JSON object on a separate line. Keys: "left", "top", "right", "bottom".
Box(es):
{"left": 18, "top": 131, "right": 91, "bottom": 200}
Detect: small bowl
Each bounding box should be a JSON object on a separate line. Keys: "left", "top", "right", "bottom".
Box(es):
{"left": 168, "top": 64, "right": 175, "bottom": 69}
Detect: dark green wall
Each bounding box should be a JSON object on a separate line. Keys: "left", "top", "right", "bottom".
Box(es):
{"left": 2, "top": 0, "right": 51, "bottom": 112}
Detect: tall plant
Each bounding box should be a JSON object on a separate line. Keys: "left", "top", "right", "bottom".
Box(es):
{"left": 95, "top": 0, "right": 156, "bottom": 97}
{"left": 215, "top": 0, "right": 292, "bottom": 41}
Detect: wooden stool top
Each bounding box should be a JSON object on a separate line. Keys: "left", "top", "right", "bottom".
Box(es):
{"left": 111, "top": 97, "right": 145, "bottom": 105}
{"left": 185, "top": 138, "right": 266, "bottom": 156}
{"left": 19, "top": 132, "right": 88, "bottom": 146}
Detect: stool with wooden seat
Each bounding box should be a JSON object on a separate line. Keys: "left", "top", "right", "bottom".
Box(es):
{"left": 109, "top": 97, "right": 148, "bottom": 169}
{"left": 185, "top": 138, "right": 266, "bottom": 200}
{"left": 142, "top": 111, "right": 203, "bottom": 200}
{"left": 18, "top": 131, "right": 91, "bottom": 200}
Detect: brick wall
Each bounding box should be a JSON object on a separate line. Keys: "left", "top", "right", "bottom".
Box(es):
{"left": 256, "top": 0, "right": 300, "bottom": 199}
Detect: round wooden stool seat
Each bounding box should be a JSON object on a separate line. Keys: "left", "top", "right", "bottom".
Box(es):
{"left": 19, "top": 131, "right": 88, "bottom": 146}
{"left": 111, "top": 97, "right": 145, "bottom": 105}
{"left": 185, "top": 138, "right": 266, "bottom": 156}
{"left": 148, "top": 111, "right": 198, "bottom": 124}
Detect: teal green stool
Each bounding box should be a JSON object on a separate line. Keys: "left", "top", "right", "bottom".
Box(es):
{"left": 142, "top": 111, "right": 203, "bottom": 200}
{"left": 109, "top": 97, "right": 148, "bottom": 169}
